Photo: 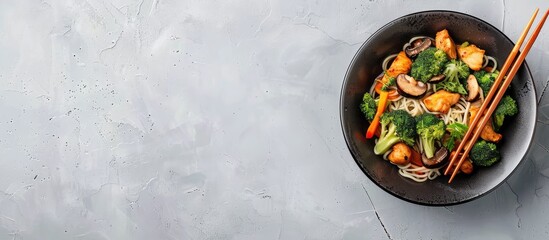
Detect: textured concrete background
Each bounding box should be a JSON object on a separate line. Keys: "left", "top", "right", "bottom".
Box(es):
{"left": 0, "top": 0, "right": 548, "bottom": 239}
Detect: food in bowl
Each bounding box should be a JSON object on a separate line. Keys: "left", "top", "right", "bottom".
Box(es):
{"left": 340, "top": 10, "right": 536, "bottom": 205}
{"left": 360, "top": 29, "right": 518, "bottom": 182}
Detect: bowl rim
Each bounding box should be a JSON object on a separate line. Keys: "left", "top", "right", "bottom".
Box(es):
{"left": 339, "top": 10, "right": 538, "bottom": 206}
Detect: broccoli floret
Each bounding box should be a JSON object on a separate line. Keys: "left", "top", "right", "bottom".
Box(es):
{"left": 444, "top": 122, "right": 468, "bottom": 151}
{"left": 493, "top": 95, "right": 518, "bottom": 131}
{"left": 360, "top": 93, "right": 377, "bottom": 122}
{"left": 470, "top": 140, "right": 501, "bottom": 167}
{"left": 410, "top": 47, "right": 449, "bottom": 83}
{"left": 381, "top": 74, "right": 396, "bottom": 91}
{"left": 436, "top": 59, "right": 469, "bottom": 95}
{"left": 415, "top": 113, "right": 446, "bottom": 158}
{"left": 473, "top": 70, "right": 499, "bottom": 96}
{"left": 373, "top": 110, "right": 417, "bottom": 155}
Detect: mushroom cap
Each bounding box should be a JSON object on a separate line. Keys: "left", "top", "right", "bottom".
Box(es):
{"left": 428, "top": 74, "right": 446, "bottom": 83}
{"left": 421, "top": 147, "right": 449, "bottom": 169}
{"left": 405, "top": 38, "right": 432, "bottom": 58}
{"left": 396, "top": 74, "right": 427, "bottom": 98}
{"left": 466, "top": 74, "right": 480, "bottom": 101}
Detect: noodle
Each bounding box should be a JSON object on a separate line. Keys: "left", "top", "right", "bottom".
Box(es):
{"left": 383, "top": 150, "right": 392, "bottom": 160}
{"left": 382, "top": 150, "right": 441, "bottom": 182}
{"left": 444, "top": 98, "right": 470, "bottom": 125}
{"left": 482, "top": 55, "right": 498, "bottom": 73}
{"left": 398, "top": 163, "right": 441, "bottom": 182}
{"left": 389, "top": 97, "right": 424, "bottom": 116}
{"left": 369, "top": 80, "right": 377, "bottom": 96}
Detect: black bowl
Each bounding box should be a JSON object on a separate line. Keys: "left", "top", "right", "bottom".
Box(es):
{"left": 340, "top": 11, "right": 537, "bottom": 206}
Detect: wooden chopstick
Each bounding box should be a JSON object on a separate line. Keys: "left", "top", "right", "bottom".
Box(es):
{"left": 444, "top": 8, "right": 540, "bottom": 177}
{"left": 447, "top": 8, "right": 549, "bottom": 183}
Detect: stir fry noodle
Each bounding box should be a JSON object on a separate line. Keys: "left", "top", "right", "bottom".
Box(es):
{"left": 360, "top": 29, "right": 516, "bottom": 182}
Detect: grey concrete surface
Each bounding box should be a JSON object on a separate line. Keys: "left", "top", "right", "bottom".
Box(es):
{"left": 0, "top": 0, "right": 548, "bottom": 239}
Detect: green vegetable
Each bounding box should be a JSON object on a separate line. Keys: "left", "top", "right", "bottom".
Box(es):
{"left": 493, "top": 95, "right": 518, "bottom": 131}
{"left": 373, "top": 110, "right": 417, "bottom": 155}
{"left": 444, "top": 122, "right": 468, "bottom": 151}
{"left": 436, "top": 59, "right": 469, "bottom": 95}
{"left": 360, "top": 93, "right": 377, "bottom": 122}
{"left": 473, "top": 70, "right": 499, "bottom": 96}
{"left": 410, "top": 47, "right": 449, "bottom": 83}
{"left": 470, "top": 140, "right": 501, "bottom": 167}
{"left": 415, "top": 113, "right": 446, "bottom": 159}
{"left": 381, "top": 74, "right": 396, "bottom": 91}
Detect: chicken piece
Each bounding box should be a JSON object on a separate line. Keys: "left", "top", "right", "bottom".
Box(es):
{"left": 457, "top": 44, "right": 485, "bottom": 71}
{"left": 422, "top": 90, "right": 461, "bottom": 114}
{"left": 460, "top": 159, "right": 474, "bottom": 174}
{"left": 381, "top": 51, "right": 412, "bottom": 84}
{"left": 388, "top": 143, "right": 412, "bottom": 166}
{"left": 435, "top": 29, "right": 457, "bottom": 59}
{"left": 469, "top": 101, "right": 502, "bottom": 142}
{"left": 448, "top": 151, "right": 474, "bottom": 174}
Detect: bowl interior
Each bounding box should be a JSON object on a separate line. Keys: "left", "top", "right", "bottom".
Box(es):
{"left": 340, "top": 11, "right": 537, "bottom": 205}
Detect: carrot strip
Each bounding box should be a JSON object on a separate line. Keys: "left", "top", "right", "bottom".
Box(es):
{"left": 366, "top": 91, "right": 389, "bottom": 138}
{"left": 387, "top": 92, "right": 400, "bottom": 100}
{"left": 409, "top": 149, "right": 423, "bottom": 167}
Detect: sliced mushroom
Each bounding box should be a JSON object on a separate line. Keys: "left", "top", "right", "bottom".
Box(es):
{"left": 466, "top": 74, "right": 480, "bottom": 101}
{"left": 405, "top": 38, "right": 432, "bottom": 58}
{"left": 421, "top": 148, "right": 449, "bottom": 169}
{"left": 396, "top": 74, "right": 427, "bottom": 98}
{"left": 428, "top": 74, "right": 446, "bottom": 83}
{"left": 411, "top": 38, "right": 425, "bottom": 48}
